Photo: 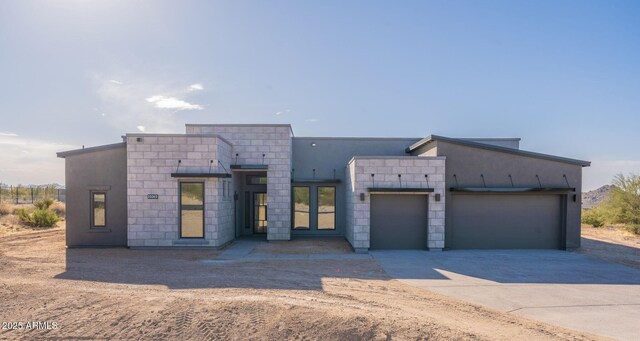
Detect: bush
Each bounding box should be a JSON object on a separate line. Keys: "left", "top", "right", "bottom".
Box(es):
{"left": 0, "top": 202, "right": 15, "bottom": 215}
{"left": 607, "top": 174, "right": 640, "bottom": 225}
{"left": 582, "top": 208, "right": 605, "bottom": 227}
{"left": 627, "top": 225, "right": 640, "bottom": 235}
{"left": 15, "top": 200, "right": 60, "bottom": 227}
{"left": 49, "top": 201, "right": 66, "bottom": 218}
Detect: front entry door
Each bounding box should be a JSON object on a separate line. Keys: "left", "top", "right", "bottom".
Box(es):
{"left": 253, "top": 192, "right": 267, "bottom": 234}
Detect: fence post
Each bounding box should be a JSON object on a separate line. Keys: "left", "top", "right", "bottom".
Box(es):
{"left": 15, "top": 185, "right": 18, "bottom": 204}
{"left": 31, "top": 187, "right": 34, "bottom": 203}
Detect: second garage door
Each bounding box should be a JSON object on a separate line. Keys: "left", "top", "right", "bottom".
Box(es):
{"left": 370, "top": 194, "right": 428, "bottom": 250}
{"left": 450, "top": 194, "right": 562, "bottom": 249}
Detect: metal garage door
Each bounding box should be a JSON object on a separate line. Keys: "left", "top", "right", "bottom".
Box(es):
{"left": 450, "top": 194, "right": 562, "bottom": 249}
{"left": 370, "top": 194, "right": 428, "bottom": 250}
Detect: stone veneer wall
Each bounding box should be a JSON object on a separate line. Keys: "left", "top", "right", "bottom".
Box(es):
{"left": 126, "top": 134, "right": 234, "bottom": 247}
{"left": 185, "top": 125, "right": 293, "bottom": 241}
{"left": 345, "top": 156, "right": 446, "bottom": 251}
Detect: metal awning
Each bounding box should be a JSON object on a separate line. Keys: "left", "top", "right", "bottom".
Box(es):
{"left": 449, "top": 187, "right": 575, "bottom": 193}
{"left": 170, "top": 173, "right": 232, "bottom": 178}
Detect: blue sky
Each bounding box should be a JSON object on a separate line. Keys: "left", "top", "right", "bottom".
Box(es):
{"left": 0, "top": 0, "right": 639, "bottom": 190}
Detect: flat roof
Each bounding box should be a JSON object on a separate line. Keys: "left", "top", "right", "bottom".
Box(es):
{"left": 406, "top": 135, "right": 591, "bottom": 167}
{"left": 185, "top": 123, "right": 294, "bottom": 136}
{"left": 57, "top": 142, "right": 126, "bottom": 158}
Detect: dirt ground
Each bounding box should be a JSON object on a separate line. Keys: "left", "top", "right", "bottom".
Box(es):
{"left": 0, "top": 229, "right": 604, "bottom": 340}
{"left": 579, "top": 224, "right": 640, "bottom": 269}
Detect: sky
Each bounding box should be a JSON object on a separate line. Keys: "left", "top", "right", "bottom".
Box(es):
{"left": 0, "top": 0, "right": 639, "bottom": 190}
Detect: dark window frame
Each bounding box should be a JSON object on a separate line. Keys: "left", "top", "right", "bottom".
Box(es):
{"left": 90, "top": 191, "right": 107, "bottom": 228}
{"left": 292, "top": 186, "right": 311, "bottom": 230}
{"left": 246, "top": 174, "right": 267, "bottom": 185}
{"left": 179, "top": 181, "right": 205, "bottom": 239}
{"left": 316, "top": 186, "right": 336, "bottom": 230}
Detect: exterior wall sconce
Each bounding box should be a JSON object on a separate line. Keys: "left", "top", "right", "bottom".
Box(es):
{"left": 360, "top": 193, "right": 365, "bottom": 201}
{"left": 311, "top": 142, "right": 317, "bottom": 147}
{"left": 435, "top": 193, "right": 441, "bottom": 202}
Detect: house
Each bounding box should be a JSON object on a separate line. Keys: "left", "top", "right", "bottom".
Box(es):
{"left": 56, "top": 124, "right": 590, "bottom": 252}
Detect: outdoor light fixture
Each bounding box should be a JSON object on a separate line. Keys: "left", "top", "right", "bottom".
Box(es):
{"left": 311, "top": 142, "right": 317, "bottom": 147}
{"left": 360, "top": 193, "right": 365, "bottom": 201}
{"left": 435, "top": 193, "right": 441, "bottom": 202}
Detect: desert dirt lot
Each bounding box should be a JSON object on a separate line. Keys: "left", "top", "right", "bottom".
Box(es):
{"left": 579, "top": 225, "right": 640, "bottom": 269}
{"left": 0, "top": 229, "right": 604, "bottom": 341}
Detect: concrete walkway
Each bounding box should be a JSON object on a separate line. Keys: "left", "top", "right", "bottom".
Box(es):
{"left": 371, "top": 250, "right": 640, "bottom": 340}
{"left": 205, "top": 238, "right": 372, "bottom": 263}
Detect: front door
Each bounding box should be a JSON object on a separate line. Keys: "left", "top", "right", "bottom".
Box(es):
{"left": 253, "top": 192, "right": 267, "bottom": 234}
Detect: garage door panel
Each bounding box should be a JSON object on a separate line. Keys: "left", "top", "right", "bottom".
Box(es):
{"left": 451, "top": 194, "right": 561, "bottom": 249}
{"left": 370, "top": 195, "right": 428, "bottom": 250}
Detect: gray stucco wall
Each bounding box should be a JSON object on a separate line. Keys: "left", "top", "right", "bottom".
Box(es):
{"left": 415, "top": 140, "right": 583, "bottom": 249}
{"left": 64, "top": 145, "right": 127, "bottom": 247}
{"left": 292, "top": 137, "right": 421, "bottom": 236}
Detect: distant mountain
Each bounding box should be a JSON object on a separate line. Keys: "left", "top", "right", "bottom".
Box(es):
{"left": 582, "top": 185, "right": 615, "bottom": 208}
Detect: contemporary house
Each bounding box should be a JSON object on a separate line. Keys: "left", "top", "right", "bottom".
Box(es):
{"left": 57, "top": 124, "right": 590, "bottom": 252}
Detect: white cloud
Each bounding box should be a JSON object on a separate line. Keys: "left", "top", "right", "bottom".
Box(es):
{"left": 146, "top": 95, "right": 204, "bottom": 110}
{"left": 93, "top": 73, "right": 207, "bottom": 133}
{"left": 306, "top": 118, "right": 319, "bottom": 122}
{"left": 275, "top": 109, "right": 291, "bottom": 116}
{"left": 188, "top": 83, "right": 203, "bottom": 91}
{"left": 109, "top": 79, "right": 123, "bottom": 85}
{"left": 583, "top": 160, "right": 640, "bottom": 191}
{"left": 136, "top": 125, "right": 146, "bottom": 132}
{"left": 0, "top": 135, "right": 76, "bottom": 185}
{"left": 0, "top": 132, "right": 18, "bottom": 137}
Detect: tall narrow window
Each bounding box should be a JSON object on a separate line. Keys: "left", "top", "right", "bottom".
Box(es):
{"left": 180, "top": 182, "right": 205, "bottom": 238}
{"left": 91, "top": 192, "right": 106, "bottom": 228}
{"left": 317, "top": 187, "right": 336, "bottom": 230}
{"left": 293, "top": 187, "right": 310, "bottom": 230}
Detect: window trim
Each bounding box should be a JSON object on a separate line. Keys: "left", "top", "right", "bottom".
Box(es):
{"left": 316, "top": 186, "right": 336, "bottom": 230}
{"left": 246, "top": 174, "right": 267, "bottom": 185}
{"left": 90, "top": 191, "right": 107, "bottom": 228}
{"left": 292, "top": 186, "right": 311, "bottom": 230}
{"left": 179, "top": 181, "right": 205, "bottom": 239}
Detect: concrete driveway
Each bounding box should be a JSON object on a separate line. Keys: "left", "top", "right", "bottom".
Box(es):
{"left": 371, "top": 250, "right": 640, "bottom": 340}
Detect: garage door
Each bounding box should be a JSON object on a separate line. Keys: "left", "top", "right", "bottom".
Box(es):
{"left": 450, "top": 194, "right": 562, "bottom": 249}
{"left": 370, "top": 194, "right": 428, "bottom": 250}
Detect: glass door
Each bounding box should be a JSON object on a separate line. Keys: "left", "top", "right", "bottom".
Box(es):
{"left": 253, "top": 192, "right": 267, "bottom": 234}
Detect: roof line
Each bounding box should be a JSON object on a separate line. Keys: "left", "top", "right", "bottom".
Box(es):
{"left": 406, "top": 135, "right": 590, "bottom": 167}
{"left": 57, "top": 142, "right": 126, "bottom": 158}
{"left": 185, "top": 123, "right": 295, "bottom": 136}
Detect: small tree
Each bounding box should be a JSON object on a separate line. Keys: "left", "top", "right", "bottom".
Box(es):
{"left": 607, "top": 174, "right": 640, "bottom": 225}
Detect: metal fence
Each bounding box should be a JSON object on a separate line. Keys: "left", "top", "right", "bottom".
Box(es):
{"left": 0, "top": 186, "right": 66, "bottom": 204}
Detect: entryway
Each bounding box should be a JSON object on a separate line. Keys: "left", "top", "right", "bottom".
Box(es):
{"left": 235, "top": 172, "right": 268, "bottom": 237}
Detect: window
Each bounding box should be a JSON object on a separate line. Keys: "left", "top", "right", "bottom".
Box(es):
{"left": 317, "top": 187, "right": 336, "bottom": 230}
{"left": 292, "top": 187, "right": 310, "bottom": 230}
{"left": 180, "top": 182, "right": 205, "bottom": 238}
{"left": 247, "top": 175, "right": 267, "bottom": 185}
{"left": 91, "top": 192, "right": 106, "bottom": 227}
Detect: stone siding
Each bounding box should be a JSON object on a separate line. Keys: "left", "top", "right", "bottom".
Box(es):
{"left": 345, "top": 156, "right": 446, "bottom": 251}
{"left": 186, "top": 125, "right": 293, "bottom": 240}
{"left": 126, "top": 134, "right": 233, "bottom": 247}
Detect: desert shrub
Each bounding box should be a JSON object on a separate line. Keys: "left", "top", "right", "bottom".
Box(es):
{"left": 604, "top": 174, "right": 640, "bottom": 225}
{"left": 582, "top": 208, "right": 605, "bottom": 227}
{"left": 0, "top": 202, "right": 15, "bottom": 215}
{"left": 627, "top": 225, "right": 640, "bottom": 235}
{"left": 49, "top": 200, "right": 66, "bottom": 218}
{"left": 34, "top": 198, "right": 54, "bottom": 210}
{"left": 15, "top": 201, "right": 60, "bottom": 227}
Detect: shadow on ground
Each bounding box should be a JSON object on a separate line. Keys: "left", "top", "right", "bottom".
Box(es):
{"left": 372, "top": 248, "right": 640, "bottom": 285}
{"left": 54, "top": 239, "right": 388, "bottom": 290}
